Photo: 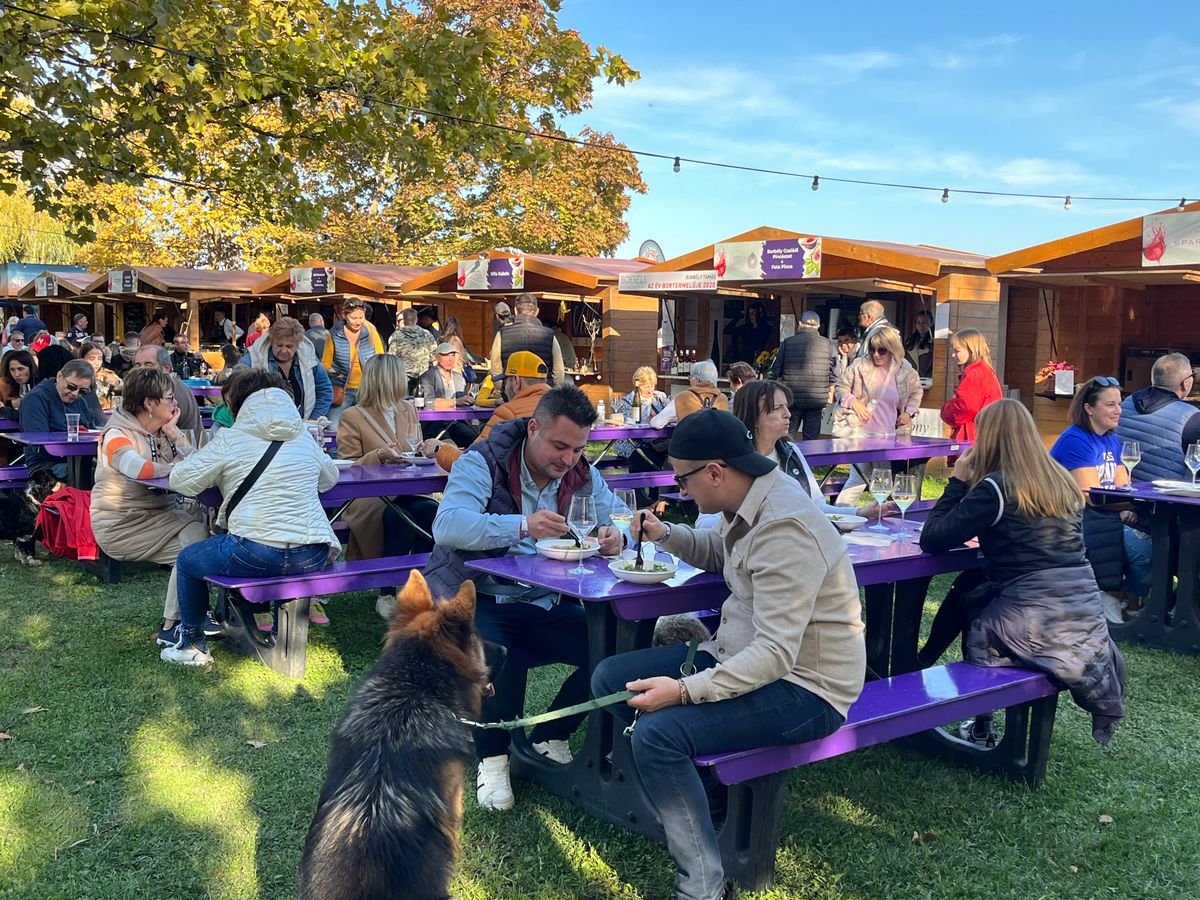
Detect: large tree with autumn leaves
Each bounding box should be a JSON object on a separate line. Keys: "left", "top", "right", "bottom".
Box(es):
{"left": 0, "top": 0, "right": 645, "bottom": 269}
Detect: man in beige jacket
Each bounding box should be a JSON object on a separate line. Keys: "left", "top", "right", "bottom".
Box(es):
{"left": 593, "top": 408, "right": 865, "bottom": 900}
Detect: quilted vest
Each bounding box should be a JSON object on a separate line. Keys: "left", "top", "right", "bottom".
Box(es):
{"left": 775, "top": 329, "right": 832, "bottom": 407}
{"left": 327, "top": 321, "right": 379, "bottom": 387}
{"left": 499, "top": 316, "right": 557, "bottom": 383}
{"left": 1116, "top": 393, "right": 1195, "bottom": 482}
{"left": 423, "top": 417, "right": 593, "bottom": 598}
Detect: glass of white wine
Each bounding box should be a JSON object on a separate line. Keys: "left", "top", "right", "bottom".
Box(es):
{"left": 1187, "top": 443, "right": 1200, "bottom": 486}
{"left": 892, "top": 474, "right": 917, "bottom": 538}
{"left": 611, "top": 489, "right": 635, "bottom": 542}
{"left": 868, "top": 468, "right": 893, "bottom": 532}
{"left": 1120, "top": 440, "right": 1141, "bottom": 488}
{"left": 566, "top": 496, "right": 597, "bottom": 574}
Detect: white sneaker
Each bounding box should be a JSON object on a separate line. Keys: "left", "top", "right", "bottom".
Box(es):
{"left": 476, "top": 755, "right": 514, "bottom": 810}
{"left": 532, "top": 739, "right": 573, "bottom": 765}
{"left": 375, "top": 593, "right": 396, "bottom": 620}
{"left": 160, "top": 634, "right": 213, "bottom": 667}
{"left": 1099, "top": 591, "right": 1124, "bottom": 625}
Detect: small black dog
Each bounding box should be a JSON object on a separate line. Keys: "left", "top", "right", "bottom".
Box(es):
{"left": 0, "top": 470, "right": 61, "bottom": 566}
{"left": 299, "top": 571, "right": 505, "bottom": 900}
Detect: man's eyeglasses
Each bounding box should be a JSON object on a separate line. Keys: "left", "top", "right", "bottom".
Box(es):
{"left": 674, "top": 462, "right": 727, "bottom": 493}
{"left": 62, "top": 381, "right": 91, "bottom": 396}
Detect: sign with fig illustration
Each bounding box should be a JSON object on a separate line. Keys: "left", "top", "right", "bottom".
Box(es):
{"left": 1143, "top": 212, "right": 1200, "bottom": 266}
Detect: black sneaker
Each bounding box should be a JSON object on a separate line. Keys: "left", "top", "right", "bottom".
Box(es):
{"left": 156, "top": 622, "right": 181, "bottom": 647}
{"left": 160, "top": 627, "right": 213, "bottom": 666}
{"left": 202, "top": 610, "right": 225, "bottom": 639}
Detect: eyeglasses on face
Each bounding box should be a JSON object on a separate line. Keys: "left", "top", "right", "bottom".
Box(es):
{"left": 870, "top": 346, "right": 891, "bottom": 356}
{"left": 674, "top": 462, "right": 727, "bottom": 493}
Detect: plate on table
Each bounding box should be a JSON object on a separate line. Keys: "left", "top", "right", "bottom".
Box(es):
{"left": 1158, "top": 486, "right": 1200, "bottom": 498}
{"left": 825, "top": 513, "right": 868, "bottom": 533}
{"left": 536, "top": 538, "right": 601, "bottom": 561}
{"left": 332, "top": 458, "right": 356, "bottom": 469}
{"left": 1153, "top": 480, "right": 1197, "bottom": 491}
{"left": 609, "top": 556, "right": 679, "bottom": 584}
{"left": 401, "top": 452, "right": 437, "bottom": 465}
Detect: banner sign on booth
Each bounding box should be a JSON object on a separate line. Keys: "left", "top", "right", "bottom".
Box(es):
{"left": 289, "top": 266, "right": 335, "bottom": 293}
{"left": 34, "top": 275, "right": 58, "bottom": 297}
{"left": 457, "top": 256, "right": 525, "bottom": 291}
{"left": 107, "top": 270, "right": 138, "bottom": 293}
{"left": 713, "top": 237, "right": 822, "bottom": 281}
{"left": 1143, "top": 212, "right": 1200, "bottom": 266}
{"left": 618, "top": 270, "right": 718, "bottom": 292}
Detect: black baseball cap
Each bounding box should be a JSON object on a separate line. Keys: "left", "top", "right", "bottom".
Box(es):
{"left": 668, "top": 408, "right": 777, "bottom": 477}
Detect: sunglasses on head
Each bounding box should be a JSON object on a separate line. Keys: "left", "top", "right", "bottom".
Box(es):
{"left": 1093, "top": 376, "right": 1120, "bottom": 387}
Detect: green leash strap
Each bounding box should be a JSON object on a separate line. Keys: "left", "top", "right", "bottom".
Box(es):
{"left": 460, "top": 638, "right": 701, "bottom": 732}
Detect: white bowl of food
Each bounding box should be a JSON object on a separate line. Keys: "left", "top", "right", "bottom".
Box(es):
{"left": 825, "top": 512, "right": 868, "bottom": 533}
{"left": 609, "top": 556, "right": 679, "bottom": 584}
{"left": 536, "top": 538, "right": 601, "bottom": 561}
{"left": 401, "top": 452, "right": 437, "bottom": 466}
{"left": 332, "top": 458, "right": 356, "bottom": 469}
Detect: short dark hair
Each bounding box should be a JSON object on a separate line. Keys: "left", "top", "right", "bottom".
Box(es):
{"left": 1068, "top": 376, "right": 1121, "bottom": 433}
{"left": 532, "top": 384, "right": 596, "bottom": 430}
{"left": 836, "top": 326, "right": 857, "bottom": 341}
{"left": 727, "top": 361, "right": 757, "bottom": 387}
{"left": 23, "top": 305, "right": 36, "bottom": 316}
{"left": 732, "top": 379, "right": 793, "bottom": 436}
{"left": 342, "top": 298, "right": 367, "bottom": 313}
{"left": 73, "top": 312, "right": 87, "bottom": 325}
{"left": 224, "top": 368, "right": 292, "bottom": 419}
{"left": 121, "top": 367, "right": 174, "bottom": 414}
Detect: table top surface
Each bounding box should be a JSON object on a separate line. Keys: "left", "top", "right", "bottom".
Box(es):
{"left": 797, "top": 435, "right": 968, "bottom": 465}
{"left": 1090, "top": 481, "right": 1200, "bottom": 508}
{"left": 186, "top": 384, "right": 223, "bottom": 397}
{"left": 5, "top": 430, "right": 100, "bottom": 447}
{"left": 416, "top": 406, "right": 495, "bottom": 421}
{"left": 142, "top": 460, "right": 450, "bottom": 500}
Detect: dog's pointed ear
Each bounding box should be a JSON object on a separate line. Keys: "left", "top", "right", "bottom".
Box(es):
{"left": 442, "top": 578, "right": 476, "bottom": 623}
{"left": 392, "top": 570, "right": 435, "bottom": 632}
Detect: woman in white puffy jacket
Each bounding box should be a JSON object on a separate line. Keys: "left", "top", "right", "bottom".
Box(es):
{"left": 162, "top": 370, "right": 340, "bottom": 666}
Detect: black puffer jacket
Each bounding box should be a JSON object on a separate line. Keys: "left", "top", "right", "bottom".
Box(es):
{"left": 770, "top": 328, "right": 831, "bottom": 407}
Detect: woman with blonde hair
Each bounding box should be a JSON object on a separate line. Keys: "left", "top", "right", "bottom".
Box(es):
{"left": 246, "top": 316, "right": 332, "bottom": 419}
{"left": 940, "top": 328, "right": 1002, "bottom": 442}
{"left": 336, "top": 353, "right": 438, "bottom": 619}
{"left": 245, "top": 312, "right": 271, "bottom": 348}
{"left": 920, "top": 398, "right": 1126, "bottom": 746}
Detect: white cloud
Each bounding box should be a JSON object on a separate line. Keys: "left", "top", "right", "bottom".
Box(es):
{"left": 590, "top": 66, "right": 786, "bottom": 116}
{"left": 990, "top": 157, "right": 1091, "bottom": 188}
{"left": 808, "top": 50, "right": 901, "bottom": 81}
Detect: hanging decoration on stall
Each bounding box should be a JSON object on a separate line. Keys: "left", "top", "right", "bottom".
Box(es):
{"left": 107, "top": 270, "right": 138, "bottom": 293}
{"left": 617, "top": 270, "right": 718, "bottom": 292}
{"left": 1142, "top": 212, "right": 1200, "bottom": 266}
{"left": 456, "top": 256, "right": 525, "bottom": 291}
{"left": 713, "top": 237, "right": 822, "bottom": 281}
{"left": 637, "top": 239, "right": 666, "bottom": 262}
{"left": 290, "top": 266, "right": 336, "bottom": 293}
{"left": 34, "top": 275, "right": 58, "bottom": 297}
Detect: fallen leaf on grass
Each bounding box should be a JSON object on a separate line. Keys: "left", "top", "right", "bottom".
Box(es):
{"left": 246, "top": 740, "right": 269, "bottom": 750}
{"left": 0, "top": 731, "right": 11, "bottom": 740}
{"left": 911, "top": 831, "right": 938, "bottom": 843}
{"left": 21, "top": 707, "right": 48, "bottom": 715}
{"left": 1069, "top": 866, "right": 1079, "bottom": 874}
{"left": 16, "top": 763, "right": 26, "bottom": 771}
{"left": 85, "top": 780, "right": 96, "bottom": 786}
{"left": 1098, "top": 814, "right": 1114, "bottom": 825}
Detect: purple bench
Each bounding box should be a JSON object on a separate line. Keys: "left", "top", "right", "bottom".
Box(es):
{"left": 0, "top": 464, "right": 28, "bottom": 491}
{"left": 205, "top": 552, "right": 430, "bottom": 677}
{"left": 693, "top": 662, "right": 1061, "bottom": 890}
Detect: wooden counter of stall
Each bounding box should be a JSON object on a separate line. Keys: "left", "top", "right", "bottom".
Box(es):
{"left": 987, "top": 200, "right": 1200, "bottom": 447}
{"left": 398, "top": 250, "right": 654, "bottom": 406}
{"left": 617, "top": 226, "right": 999, "bottom": 422}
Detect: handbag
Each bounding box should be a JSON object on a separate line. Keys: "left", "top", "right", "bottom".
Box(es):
{"left": 220, "top": 440, "right": 283, "bottom": 528}
{"left": 331, "top": 385, "right": 345, "bottom": 407}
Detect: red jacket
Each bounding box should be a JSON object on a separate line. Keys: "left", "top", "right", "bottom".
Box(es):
{"left": 941, "top": 361, "right": 1003, "bottom": 441}
{"left": 36, "top": 487, "right": 99, "bottom": 561}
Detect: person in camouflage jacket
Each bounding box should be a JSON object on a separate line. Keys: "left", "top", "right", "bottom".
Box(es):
{"left": 387, "top": 307, "right": 437, "bottom": 389}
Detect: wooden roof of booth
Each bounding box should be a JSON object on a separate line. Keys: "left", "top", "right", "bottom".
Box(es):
{"left": 83, "top": 266, "right": 268, "bottom": 302}
{"left": 252, "top": 260, "right": 435, "bottom": 297}
{"left": 15, "top": 270, "right": 99, "bottom": 299}
{"left": 987, "top": 200, "right": 1200, "bottom": 279}
{"left": 400, "top": 250, "right": 651, "bottom": 297}
{"left": 642, "top": 226, "right": 987, "bottom": 290}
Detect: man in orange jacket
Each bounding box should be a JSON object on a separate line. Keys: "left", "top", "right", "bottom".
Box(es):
{"left": 426, "top": 350, "right": 551, "bottom": 470}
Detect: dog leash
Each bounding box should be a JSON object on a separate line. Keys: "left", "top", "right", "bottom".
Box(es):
{"left": 459, "top": 639, "right": 699, "bottom": 731}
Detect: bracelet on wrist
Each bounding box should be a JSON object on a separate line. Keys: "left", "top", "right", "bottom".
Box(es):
{"left": 678, "top": 678, "right": 690, "bottom": 705}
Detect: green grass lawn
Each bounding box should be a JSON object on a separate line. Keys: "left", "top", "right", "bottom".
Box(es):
{"left": 3, "top": 541, "right": 1200, "bottom": 898}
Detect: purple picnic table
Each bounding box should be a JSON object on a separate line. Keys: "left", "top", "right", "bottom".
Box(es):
{"left": 796, "top": 435, "right": 969, "bottom": 467}
{"left": 186, "top": 383, "right": 223, "bottom": 398}
{"left": 4, "top": 431, "right": 100, "bottom": 488}
{"left": 464, "top": 518, "right": 982, "bottom": 840}
{"left": 0, "top": 418, "right": 19, "bottom": 432}
{"left": 417, "top": 406, "right": 495, "bottom": 422}
{"left": 1090, "top": 481, "right": 1200, "bottom": 655}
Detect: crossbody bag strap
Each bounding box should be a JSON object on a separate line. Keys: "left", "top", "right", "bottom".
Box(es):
{"left": 357, "top": 407, "right": 394, "bottom": 446}
{"left": 222, "top": 440, "right": 283, "bottom": 524}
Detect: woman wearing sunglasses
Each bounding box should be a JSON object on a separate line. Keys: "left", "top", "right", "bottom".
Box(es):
{"left": 18, "top": 358, "right": 105, "bottom": 480}
{"left": 1049, "top": 375, "right": 1151, "bottom": 624}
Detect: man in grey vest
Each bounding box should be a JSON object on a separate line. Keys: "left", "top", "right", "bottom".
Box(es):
{"left": 487, "top": 293, "right": 565, "bottom": 386}
{"left": 1117, "top": 352, "right": 1200, "bottom": 481}
{"left": 425, "top": 385, "right": 631, "bottom": 811}
{"left": 770, "top": 310, "right": 830, "bottom": 439}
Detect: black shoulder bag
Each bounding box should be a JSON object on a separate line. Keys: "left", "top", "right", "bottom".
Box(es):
{"left": 221, "top": 440, "right": 283, "bottom": 527}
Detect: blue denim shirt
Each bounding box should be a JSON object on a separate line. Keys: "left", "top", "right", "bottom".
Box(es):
{"left": 432, "top": 447, "right": 631, "bottom": 608}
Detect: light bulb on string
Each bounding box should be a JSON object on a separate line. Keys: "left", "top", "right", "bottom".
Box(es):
{"left": 672, "top": 156, "right": 681, "bottom": 173}
{"left": 941, "top": 188, "right": 949, "bottom": 204}
{"left": 524, "top": 132, "right": 533, "bottom": 147}
{"left": 187, "top": 55, "right": 196, "bottom": 69}
{"left": 1180, "top": 198, "right": 1188, "bottom": 211}
{"left": 811, "top": 175, "right": 819, "bottom": 191}
{"left": 363, "top": 96, "right": 372, "bottom": 112}
{"left": 1064, "top": 195, "right": 1072, "bottom": 211}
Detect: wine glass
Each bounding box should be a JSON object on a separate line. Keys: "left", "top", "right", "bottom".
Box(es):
{"left": 1187, "top": 443, "right": 1200, "bottom": 486}
{"left": 868, "top": 468, "right": 893, "bottom": 532}
{"left": 892, "top": 474, "right": 917, "bottom": 537}
{"left": 406, "top": 423, "right": 424, "bottom": 456}
{"left": 611, "top": 489, "right": 635, "bottom": 538}
{"left": 1120, "top": 440, "right": 1141, "bottom": 487}
{"left": 566, "top": 496, "right": 597, "bottom": 574}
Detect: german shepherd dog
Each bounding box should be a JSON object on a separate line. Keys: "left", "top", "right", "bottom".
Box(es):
{"left": 299, "top": 571, "right": 503, "bottom": 900}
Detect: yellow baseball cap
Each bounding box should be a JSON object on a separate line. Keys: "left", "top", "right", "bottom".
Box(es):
{"left": 504, "top": 351, "right": 548, "bottom": 379}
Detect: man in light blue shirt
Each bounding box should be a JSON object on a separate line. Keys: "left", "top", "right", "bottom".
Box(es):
{"left": 424, "top": 385, "right": 630, "bottom": 811}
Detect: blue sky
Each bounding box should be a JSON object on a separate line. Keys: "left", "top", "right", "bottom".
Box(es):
{"left": 557, "top": 1, "right": 1199, "bottom": 260}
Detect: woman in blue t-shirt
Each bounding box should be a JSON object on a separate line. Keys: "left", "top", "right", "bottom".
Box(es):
{"left": 1049, "top": 376, "right": 1151, "bottom": 624}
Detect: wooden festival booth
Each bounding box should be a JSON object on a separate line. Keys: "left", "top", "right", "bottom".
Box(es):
{"left": 987, "top": 201, "right": 1200, "bottom": 445}
{"left": 14, "top": 271, "right": 102, "bottom": 337}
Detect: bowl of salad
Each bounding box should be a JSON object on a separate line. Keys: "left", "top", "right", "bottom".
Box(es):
{"left": 825, "top": 512, "right": 868, "bottom": 533}
{"left": 535, "top": 538, "right": 601, "bottom": 561}
{"left": 609, "top": 556, "right": 679, "bottom": 584}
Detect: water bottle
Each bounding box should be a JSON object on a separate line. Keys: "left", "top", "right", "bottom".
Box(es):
{"left": 596, "top": 400, "right": 606, "bottom": 425}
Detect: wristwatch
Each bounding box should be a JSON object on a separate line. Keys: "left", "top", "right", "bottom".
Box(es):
{"left": 519, "top": 516, "right": 529, "bottom": 540}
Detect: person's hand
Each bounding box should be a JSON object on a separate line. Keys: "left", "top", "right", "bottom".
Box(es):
{"left": 525, "top": 509, "right": 569, "bottom": 540}
{"left": 455, "top": 395, "right": 474, "bottom": 407}
{"left": 952, "top": 448, "right": 975, "bottom": 482}
{"left": 897, "top": 412, "right": 913, "bottom": 429}
{"left": 1119, "top": 509, "right": 1138, "bottom": 525}
{"left": 596, "top": 525, "right": 623, "bottom": 556}
{"left": 852, "top": 399, "right": 871, "bottom": 423}
{"left": 860, "top": 500, "right": 900, "bottom": 519}
{"left": 417, "top": 438, "right": 451, "bottom": 459}
{"left": 629, "top": 509, "right": 669, "bottom": 544}
{"left": 377, "top": 444, "right": 412, "bottom": 465}
{"left": 162, "top": 405, "right": 183, "bottom": 438}
{"left": 626, "top": 676, "right": 682, "bottom": 712}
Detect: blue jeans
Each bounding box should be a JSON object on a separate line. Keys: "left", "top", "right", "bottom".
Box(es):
{"left": 1123, "top": 524, "right": 1152, "bottom": 598}
{"left": 174, "top": 533, "right": 330, "bottom": 629}
{"left": 592, "top": 645, "right": 843, "bottom": 900}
